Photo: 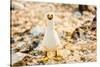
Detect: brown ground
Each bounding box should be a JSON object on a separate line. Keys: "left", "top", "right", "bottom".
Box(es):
{"left": 11, "top": 0, "right": 96, "bottom": 66}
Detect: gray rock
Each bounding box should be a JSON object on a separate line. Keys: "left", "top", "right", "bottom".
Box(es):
{"left": 11, "top": 52, "right": 27, "bottom": 65}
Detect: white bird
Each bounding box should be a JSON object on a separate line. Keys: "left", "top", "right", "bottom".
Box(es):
{"left": 37, "top": 13, "right": 62, "bottom": 58}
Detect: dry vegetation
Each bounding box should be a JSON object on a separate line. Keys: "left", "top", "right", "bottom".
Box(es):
{"left": 11, "top": 0, "right": 96, "bottom": 66}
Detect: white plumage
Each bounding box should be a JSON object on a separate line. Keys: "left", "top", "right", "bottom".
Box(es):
{"left": 42, "top": 19, "right": 61, "bottom": 49}
{"left": 37, "top": 13, "right": 61, "bottom": 52}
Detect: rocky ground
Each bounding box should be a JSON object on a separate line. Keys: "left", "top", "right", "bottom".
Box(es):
{"left": 11, "top": 0, "right": 96, "bottom": 67}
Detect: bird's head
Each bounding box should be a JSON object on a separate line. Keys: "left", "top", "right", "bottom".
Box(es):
{"left": 47, "top": 13, "right": 53, "bottom": 20}
{"left": 45, "top": 12, "right": 54, "bottom": 26}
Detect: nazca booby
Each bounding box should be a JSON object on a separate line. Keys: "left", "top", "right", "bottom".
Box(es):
{"left": 37, "top": 13, "right": 62, "bottom": 58}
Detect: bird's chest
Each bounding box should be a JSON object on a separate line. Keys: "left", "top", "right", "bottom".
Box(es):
{"left": 42, "top": 28, "right": 60, "bottom": 48}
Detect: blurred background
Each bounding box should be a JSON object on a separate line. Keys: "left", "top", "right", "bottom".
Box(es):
{"left": 11, "top": 0, "right": 96, "bottom": 66}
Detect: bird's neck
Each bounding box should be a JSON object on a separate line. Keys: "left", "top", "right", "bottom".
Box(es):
{"left": 47, "top": 20, "right": 55, "bottom": 30}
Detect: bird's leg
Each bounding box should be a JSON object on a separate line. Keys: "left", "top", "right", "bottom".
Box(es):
{"left": 55, "top": 50, "right": 60, "bottom": 56}
{"left": 53, "top": 50, "right": 63, "bottom": 61}
{"left": 55, "top": 50, "right": 57, "bottom": 57}
{"left": 45, "top": 51, "right": 47, "bottom": 57}
{"left": 41, "top": 51, "right": 49, "bottom": 62}
{"left": 55, "top": 50, "right": 60, "bottom": 57}
{"left": 43, "top": 51, "right": 47, "bottom": 57}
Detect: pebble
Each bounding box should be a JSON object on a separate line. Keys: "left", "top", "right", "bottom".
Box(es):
{"left": 12, "top": 52, "right": 27, "bottom": 65}
{"left": 73, "top": 11, "right": 82, "bottom": 17}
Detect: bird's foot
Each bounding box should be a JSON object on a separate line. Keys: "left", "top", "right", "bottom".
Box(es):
{"left": 42, "top": 51, "right": 48, "bottom": 61}
{"left": 51, "top": 50, "right": 62, "bottom": 61}
{"left": 53, "top": 55, "right": 63, "bottom": 61}
{"left": 40, "top": 56, "right": 49, "bottom": 62}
